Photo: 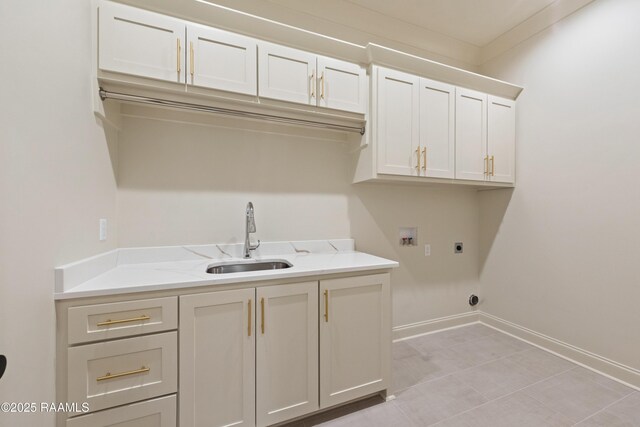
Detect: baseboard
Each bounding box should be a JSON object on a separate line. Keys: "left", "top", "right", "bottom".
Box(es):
{"left": 392, "top": 311, "right": 480, "bottom": 341}
{"left": 479, "top": 311, "right": 640, "bottom": 390}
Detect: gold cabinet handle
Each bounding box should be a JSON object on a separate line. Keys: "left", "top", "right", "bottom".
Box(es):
{"left": 491, "top": 155, "right": 495, "bottom": 176}
{"left": 320, "top": 72, "right": 325, "bottom": 99}
{"left": 177, "top": 38, "right": 181, "bottom": 74}
{"left": 248, "top": 299, "right": 252, "bottom": 337}
{"left": 260, "top": 297, "right": 265, "bottom": 334}
{"left": 484, "top": 156, "right": 489, "bottom": 176}
{"left": 415, "top": 147, "right": 421, "bottom": 172}
{"left": 324, "top": 290, "right": 329, "bottom": 322}
{"left": 97, "top": 366, "right": 149, "bottom": 382}
{"left": 310, "top": 70, "right": 316, "bottom": 98}
{"left": 422, "top": 147, "right": 427, "bottom": 171}
{"left": 190, "top": 41, "right": 194, "bottom": 79}
{"left": 97, "top": 315, "right": 150, "bottom": 327}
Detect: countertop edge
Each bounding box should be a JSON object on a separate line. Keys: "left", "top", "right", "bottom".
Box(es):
{"left": 54, "top": 261, "right": 399, "bottom": 301}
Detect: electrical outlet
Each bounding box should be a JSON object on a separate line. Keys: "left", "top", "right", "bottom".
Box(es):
{"left": 454, "top": 242, "right": 463, "bottom": 253}
{"left": 99, "top": 219, "right": 107, "bottom": 241}
{"left": 424, "top": 244, "right": 431, "bottom": 256}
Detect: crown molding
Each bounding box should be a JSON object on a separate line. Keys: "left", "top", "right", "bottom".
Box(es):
{"left": 479, "top": 0, "right": 597, "bottom": 65}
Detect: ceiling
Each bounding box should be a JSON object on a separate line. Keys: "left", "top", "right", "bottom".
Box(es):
{"left": 126, "top": 0, "right": 594, "bottom": 68}
{"left": 342, "top": 0, "right": 557, "bottom": 47}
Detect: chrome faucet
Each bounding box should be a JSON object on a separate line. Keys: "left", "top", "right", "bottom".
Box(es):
{"left": 243, "top": 202, "right": 260, "bottom": 258}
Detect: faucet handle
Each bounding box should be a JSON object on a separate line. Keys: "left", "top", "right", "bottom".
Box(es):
{"left": 250, "top": 240, "right": 261, "bottom": 251}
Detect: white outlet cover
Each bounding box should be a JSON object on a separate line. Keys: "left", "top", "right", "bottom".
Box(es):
{"left": 99, "top": 218, "right": 107, "bottom": 241}
{"left": 424, "top": 244, "right": 431, "bottom": 256}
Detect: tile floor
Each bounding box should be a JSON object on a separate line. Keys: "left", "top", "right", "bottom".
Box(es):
{"left": 285, "top": 324, "right": 639, "bottom": 426}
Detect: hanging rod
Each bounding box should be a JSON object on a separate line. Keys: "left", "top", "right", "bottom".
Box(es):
{"left": 99, "top": 88, "right": 365, "bottom": 135}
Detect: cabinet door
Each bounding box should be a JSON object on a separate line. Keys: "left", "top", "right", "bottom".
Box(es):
{"left": 376, "top": 67, "right": 420, "bottom": 176}
{"left": 187, "top": 24, "right": 257, "bottom": 95}
{"left": 455, "top": 88, "right": 488, "bottom": 181}
{"left": 320, "top": 274, "right": 391, "bottom": 408}
{"left": 258, "top": 42, "right": 316, "bottom": 105}
{"left": 66, "top": 395, "right": 176, "bottom": 427}
{"left": 98, "top": 1, "right": 185, "bottom": 84}
{"left": 420, "top": 78, "right": 455, "bottom": 179}
{"left": 317, "top": 56, "right": 366, "bottom": 113}
{"left": 68, "top": 332, "right": 177, "bottom": 414}
{"left": 180, "top": 289, "right": 255, "bottom": 427}
{"left": 256, "top": 282, "right": 318, "bottom": 427}
{"left": 488, "top": 96, "right": 516, "bottom": 184}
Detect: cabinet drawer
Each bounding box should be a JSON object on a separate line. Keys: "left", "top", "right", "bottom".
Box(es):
{"left": 68, "top": 332, "right": 177, "bottom": 414}
{"left": 68, "top": 297, "right": 177, "bottom": 344}
{"left": 66, "top": 394, "right": 176, "bottom": 427}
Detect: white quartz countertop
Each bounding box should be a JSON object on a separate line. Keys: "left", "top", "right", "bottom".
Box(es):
{"left": 55, "top": 239, "right": 398, "bottom": 300}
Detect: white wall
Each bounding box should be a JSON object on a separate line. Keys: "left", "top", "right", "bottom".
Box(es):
{"left": 479, "top": 0, "right": 640, "bottom": 371}
{"left": 0, "top": 1, "right": 118, "bottom": 425}
{"left": 116, "top": 113, "right": 480, "bottom": 329}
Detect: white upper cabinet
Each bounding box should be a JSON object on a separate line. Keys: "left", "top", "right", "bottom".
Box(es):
{"left": 376, "top": 67, "right": 420, "bottom": 176}
{"left": 317, "top": 56, "right": 367, "bottom": 113}
{"left": 455, "top": 88, "right": 488, "bottom": 181}
{"left": 488, "top": 96, "right": 516, "bottom": 184}
{"left": 187, "top": 24, "right": 257, "bottom": 95}
{"left": 419, "top": 78, "right": 455, "bottom": 179}
{"left": 455, "top": 91, "right": 515, "bottom": 183}
{"left": 258, "top": 42, "right": 366, "bottom": 113}
{"left": 98, "top": 1, "right": 185, "bottom": 84}
{"left": 258, "top": 42, "right": 317, "bottom": 105}
{"left": 375, "top": 68, "right": 455, "bottom": 180}
{"left": 359, "top": 66, "right": 518, "bottom": 186}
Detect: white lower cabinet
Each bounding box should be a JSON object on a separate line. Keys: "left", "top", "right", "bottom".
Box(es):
{"left": 320, "top": 274, "right": 391, "bottom": 408}
{"left": 180, "top": 288, "right": 256, "bottom": 427}
{"left": 256, "top": 282, "right": 319, "bottom": 426}
{"left": 61, "top": 273, "right": 391, "bottom": 427}
{"left": 180, "top": 282, "right": 319, "bottom": 427}
{"left": 66, "top": 395, "right": 176, "bottom": 427}
{"left": 67, "top": 332, "right": 177, "bottom": 414}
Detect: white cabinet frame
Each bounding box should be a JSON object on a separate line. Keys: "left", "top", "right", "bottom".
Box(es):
{"left": 99, "top": 1, "right": 186, "bottom": 84}
{"left": 256, "top": 282, "right": 319, "bottom": 426}
{"left": 319, "top": 274, "right": 391, "bottom": 408}
{"left": 187, "top": 24, "right": 257, "bottom": 95}
{"left": 180, "top": 289, "right": 256, "bottom": 427}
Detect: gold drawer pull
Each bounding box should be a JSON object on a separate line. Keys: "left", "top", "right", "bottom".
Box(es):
{"left": 248, "top": 299, "right": 252, "bottom": 337}
{"left": 260, "top": 298, "right": 265, "bottom": 334}
{"left": 310, "top": 70, "right": 316, "bottom": 98}
{"left": 177, "top": 38, "right": 181, "bottom": 74}
{"left": 491, "top": 155, "right": 495, "bottom": 176}
{"left": 97, "top": 315, "right": 150, "bottom": 327}
{"left": 324, "top": 290, "right": 329, "bottom": 322}
{"left": 97, "top": 366, "right": 150, "bottom": 382}
{"left": 190, "top": 41, "right": 194, "bottom": 79}
{"left": 422, "top": 147, "right": 427, "bottom": 171}
{"left": 415, "top": 147, "right": 421, "bottom": 172}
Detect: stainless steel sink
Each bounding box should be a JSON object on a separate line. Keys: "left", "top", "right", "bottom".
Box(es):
{"left": 206, "top": 260, "right": 292, "bottom": 274}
